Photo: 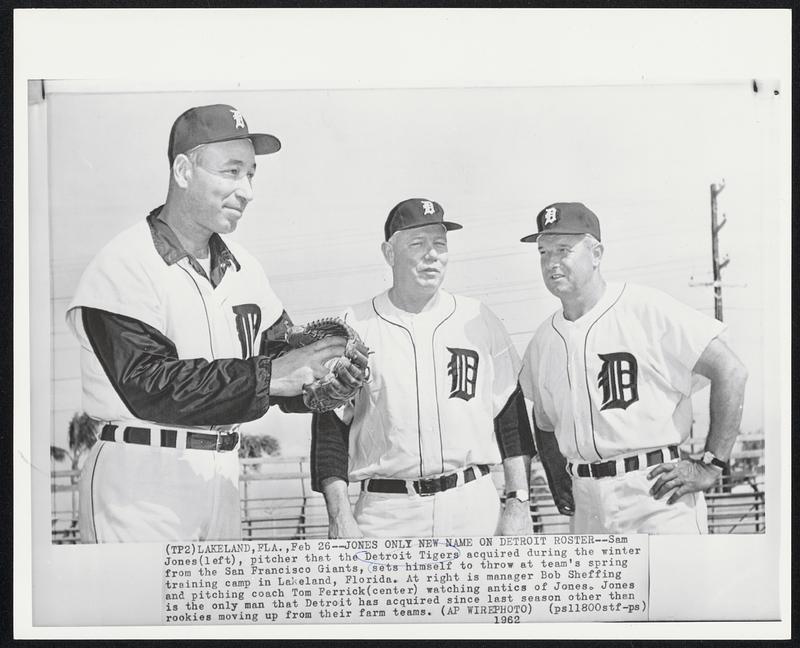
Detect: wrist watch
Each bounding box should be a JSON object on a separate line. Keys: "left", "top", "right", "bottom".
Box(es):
{"left": 505, "top": 489, "right": 530, "bottom": 503}
{"left": 700, "top": 451, "right": 729, "bottom": 471}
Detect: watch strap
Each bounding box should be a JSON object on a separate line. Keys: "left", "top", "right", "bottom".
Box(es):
{"left": 505, "top": 489, "right": 530, "bottom": 503}
{"left": 701, "top": 451, "right": 729, "bottom": 471}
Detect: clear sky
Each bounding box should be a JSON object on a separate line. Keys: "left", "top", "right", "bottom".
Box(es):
{"left": 47, "top": 82, "right": 776, "bottom": 455}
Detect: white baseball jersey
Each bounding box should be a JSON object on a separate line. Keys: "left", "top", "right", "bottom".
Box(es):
{"left": 67, "top": 217, "right": 283, "bottom": 429}
{"left": 341, "top": 290, "right": 520, "bottom": 481}
{"left": 520, "top": 282, "right": 725, "bottom": 463}
{"left": 65, "top": 211, "right": 283, "bottom": 542}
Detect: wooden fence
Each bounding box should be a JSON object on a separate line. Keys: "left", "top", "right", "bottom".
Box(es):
{"left": 51, "top": 436, "right": 765, "bottom": 544}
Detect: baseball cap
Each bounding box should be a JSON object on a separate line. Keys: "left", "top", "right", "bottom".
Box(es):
{"left": 520, "top": 202, "right": 601, "bottom": 243}
{"left": 167, "top": 104, "right": 281, "bottom": 165}
{"left": 384, "top": 198, "right": 463, "bottom": 241}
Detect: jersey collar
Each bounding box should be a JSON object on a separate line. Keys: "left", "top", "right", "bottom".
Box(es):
{"left": 373, "top": 289, "right": 456, "bottom": 327}
{"left": 147, "top": 206, "right": 241, "bottom": 287}
{"left": 553, "top": 282, "right": 626, "bottom": 331}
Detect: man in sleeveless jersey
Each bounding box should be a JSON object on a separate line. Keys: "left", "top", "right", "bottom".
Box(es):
{"left": 518, "top": 202, "right": 748, "bottom": 534}
{"left": 310, "top": 198, "right": 536, "bottom": 538}
{"left": 67, "top": 104, "right": 347, "bottom": 542}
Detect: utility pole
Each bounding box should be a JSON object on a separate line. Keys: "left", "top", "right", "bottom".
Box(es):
{"left": 709, "top": 180, "right": 729, "bottom": 321}
{"left": 689, "top": 179, "right": 734, "bottom": 491}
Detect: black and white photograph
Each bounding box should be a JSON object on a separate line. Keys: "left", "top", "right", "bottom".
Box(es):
{"left": 15, "top": 8, "right": 790, "bottom": 640}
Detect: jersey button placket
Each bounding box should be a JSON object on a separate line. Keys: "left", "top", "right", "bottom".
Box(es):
{"left": 180, "top": 257, "right": 218, "bottom": 360}
{"left": 569, "top": 326, "right": 588, "bottom": 461}
{"left": 415, "top": 317, "right": 440, "bottom": 476}
{"left": 201, "top": 271, "right": 224, "bottom": 360}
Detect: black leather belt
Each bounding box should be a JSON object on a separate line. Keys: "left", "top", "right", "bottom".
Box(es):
{"left": 569, "top": 445, "right": 679, "bottom": 479}
{"left": 364, "top": 465, "right": 490, "bottom": 496}
{"left": 100, "top": 424, "right": 239, "bottom": 453}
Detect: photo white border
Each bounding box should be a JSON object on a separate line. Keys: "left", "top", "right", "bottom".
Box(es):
{"left": 14, "top": 8, "right": 791, "bottom": 640}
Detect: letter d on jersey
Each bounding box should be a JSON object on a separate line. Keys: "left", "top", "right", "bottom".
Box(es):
{"left": 446, "top": 347, "right": 479, "bottom": 401}
{"left": 232, "top": 304, "right": 262, "bottom": 359}
{"left": 597, "top": 352, "right": 638, "bottom": 410}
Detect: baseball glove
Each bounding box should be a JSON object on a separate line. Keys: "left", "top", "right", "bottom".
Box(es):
{"left": 284, "top": 317, "right": 370, "bottom": 412}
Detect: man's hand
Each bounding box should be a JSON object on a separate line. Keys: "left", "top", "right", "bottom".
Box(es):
{"left": 498, "top": 497, "right": 534, "bottom": 535}
{"left": 533, "top": 426, "right": 575, "bottom": 517}
{"left": 321, "top": 477, "right": 362, "bottom": 539}
{"left": 549, "top": 469, "right": 575, "bottom": 517}
{"left": 328, "top": 511, "right": 364, "bottom": 539}
{"left": 269, "top": 338, "right": 347, "bottom": 397}
{"left": 648, "top": 460, "right": 722, "bottom": 504}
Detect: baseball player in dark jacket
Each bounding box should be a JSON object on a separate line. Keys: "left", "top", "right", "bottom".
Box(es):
{"left": 67, "top": 104, "right": 344, "bottom": 543}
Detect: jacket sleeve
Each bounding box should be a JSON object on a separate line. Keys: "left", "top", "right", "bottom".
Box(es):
{"left": 310, "top": 411, "right": 351, "bottom": 492}
{"left": 494, "top": 383, "right": 536, "bottom": 460}
{"left": 82, "top": 307, "right": 272, "bottom": 426}
{"left": 259, "top": 310, "right": 308, "bottom": 413}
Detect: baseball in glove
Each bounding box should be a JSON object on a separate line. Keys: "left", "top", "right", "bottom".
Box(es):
{"left": 284, "top": 317, "right": 370, "bottom": 412}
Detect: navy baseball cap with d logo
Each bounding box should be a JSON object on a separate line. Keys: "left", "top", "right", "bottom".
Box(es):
{"left": 520, "top": 202, "right": 601, "bottom": 242}
{"left": 384, "top": 198, "right": 463, "bottom": 241}
{"left": 168, "top": 104, "right": 281, "bottom": 165}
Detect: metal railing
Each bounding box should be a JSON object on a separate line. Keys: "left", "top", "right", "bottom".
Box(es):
{"left": 51, "top": 444, "right": 766, "bottom": 543}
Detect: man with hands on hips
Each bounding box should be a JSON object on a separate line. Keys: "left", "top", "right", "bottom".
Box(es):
{"left": 518, "top": 202, "right": 747, "bottom": 534}
{"left": 311, "top": 198, "right": 536, "bottom": 538}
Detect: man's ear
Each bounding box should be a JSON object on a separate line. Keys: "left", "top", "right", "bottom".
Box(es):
{"left": 381, "top": 241, "right": 394, "bottom": 267}
{"left": 592, "top": 242, "right": 604, "bottom": 267}
{"left": 172, "top": 154, "right": 193, "bottom": 189}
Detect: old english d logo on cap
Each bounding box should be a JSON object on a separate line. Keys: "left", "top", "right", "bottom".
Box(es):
{"left": 230, "top": 109, "right": 246, "bottom": 129}
{"left": 384, "top": 198, "right": 464, "bottom": 241}
{"left": 542, "top": 206, "right": 559, "bottom": 227}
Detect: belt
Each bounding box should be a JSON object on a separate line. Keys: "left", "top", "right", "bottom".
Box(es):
{"left": 364, "top": 465, "right": 490, "bottom": 496}
{"left": 99, "top": 424, "right": 240, "bottom": 453}
{"left": 568, "top": 445, "right": 679, "bottom": 479}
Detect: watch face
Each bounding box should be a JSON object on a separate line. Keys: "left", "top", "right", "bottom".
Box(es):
{"left": 701, "top": 451, "right": 726, "bottom": 470}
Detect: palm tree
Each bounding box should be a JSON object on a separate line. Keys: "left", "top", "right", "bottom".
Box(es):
{"left": 238, "top": 433, "right": 280, "bottom": 460}
{"left": 238, "top": 433, "right": 280, "bottom": 539}
{"left": 50, "top": 412, "right": 99, "bottom": 471}
{"left": 50, "top": 412, "right": 99, "bottom": 539}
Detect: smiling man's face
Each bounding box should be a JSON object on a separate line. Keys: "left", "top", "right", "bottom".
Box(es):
{"left": 183, "top": 138, "right": 257, "bottom": 236}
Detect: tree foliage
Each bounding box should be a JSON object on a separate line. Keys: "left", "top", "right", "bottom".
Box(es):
{"left": 238, "top": 433, "right": 280, "bottom": 460}
{"left": 50, "top": 412, "right": 99, "bottom": 471}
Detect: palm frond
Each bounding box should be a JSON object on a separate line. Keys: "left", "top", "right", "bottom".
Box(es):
{"left": 238, "top": 433, "right": 280, "bottom": 459}
{"left": 67, "top": 413, "right": 99, "bottom": 455}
